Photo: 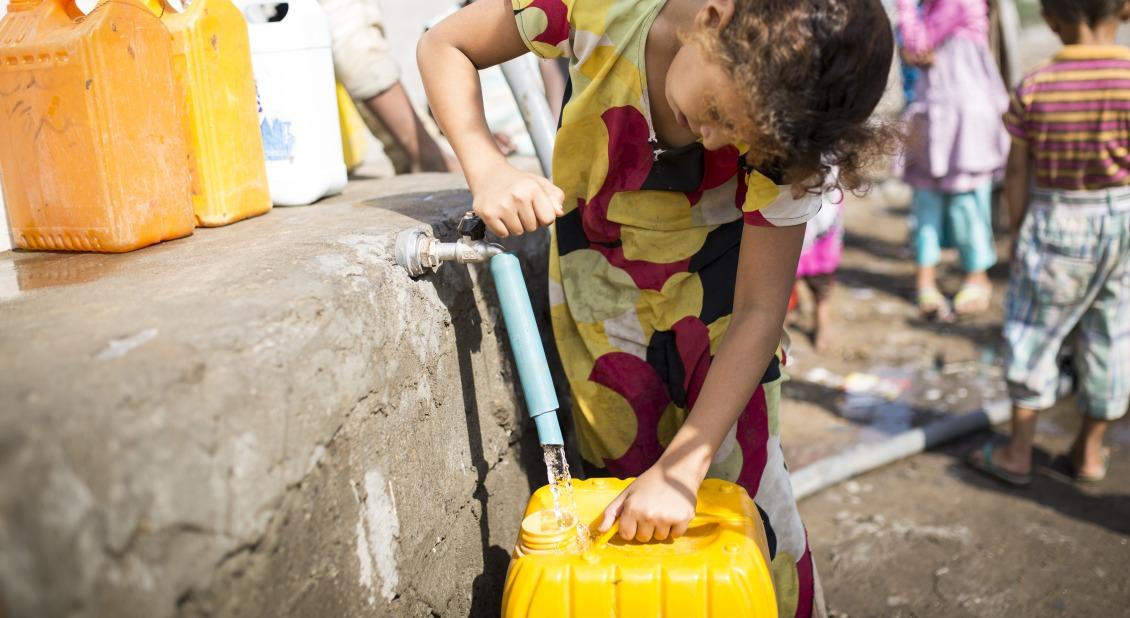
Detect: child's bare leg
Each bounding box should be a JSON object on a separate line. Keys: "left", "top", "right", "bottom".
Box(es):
{"left": 952, "top": 184, "right": 995, "bottom": 314}
{"left": 985, "top": 404, "right": 1039, "bottom": 475}
{"left": 964, "top": 270, "right": 991, "bottom": 288}
{"left": 1070, "top": 416, "right": 1111, "bottom": 477}
{"left": 813, "top": 296, "right": 831, "bottom": 352}
{"left": 912, "top": 189, "right": 946, "bottom": 314}
{"left": 916, "top": 265, "right": 938, "bottom": 292}
{"left": 916, "top": 265, "right": 946, "bottom": 314}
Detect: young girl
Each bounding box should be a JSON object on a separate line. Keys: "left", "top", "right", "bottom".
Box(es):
{"left": 419, "top": 0, "right": 893, "bottom": 614}
{"left": 898, "top": 0, "right": 1010, "bottom": 316}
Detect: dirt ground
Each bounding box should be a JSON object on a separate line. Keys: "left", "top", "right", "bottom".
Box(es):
{"left": 785, "top": 184, "right": 1130, "bottom": 616}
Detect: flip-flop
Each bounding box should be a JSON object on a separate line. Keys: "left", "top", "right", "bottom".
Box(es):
{"left": 954, "top": 283, "right": 991, "bottom": 315}
{"left": 966, "top": 443, "right": 1032, "bottom": 487}
{"left": 1050, "top": 449, "right": 1110, "bottom": 484}
{"left": 917, "top": 287, "right": 951, "bottom": 318}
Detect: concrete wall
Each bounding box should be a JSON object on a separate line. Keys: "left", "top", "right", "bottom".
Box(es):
{"left": 0, "top": 175, "right": 560, "bottom": 617}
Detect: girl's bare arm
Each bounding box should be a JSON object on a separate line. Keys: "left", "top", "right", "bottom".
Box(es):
{"left": 602, "top": 222, "right": 805, "bottom": 541}
{"left": 417, "top": 0, "right": 563, "bottom": 236}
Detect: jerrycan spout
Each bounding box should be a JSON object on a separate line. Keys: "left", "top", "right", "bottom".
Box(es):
{"left": 490, "top": 253, "right": 564, "bottom": 446}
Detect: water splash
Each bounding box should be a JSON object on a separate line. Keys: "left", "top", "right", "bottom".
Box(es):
{"left": 542, "top": 444, "right": 590, "bottom": 553}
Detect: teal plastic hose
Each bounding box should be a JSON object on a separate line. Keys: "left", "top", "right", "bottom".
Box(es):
{"left": 490, "top": 253, "right": 564, "bottom": 446}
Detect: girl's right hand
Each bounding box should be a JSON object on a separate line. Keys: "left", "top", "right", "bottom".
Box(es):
{"left": 470, "top": 163, "right": 565, "bottom": 238}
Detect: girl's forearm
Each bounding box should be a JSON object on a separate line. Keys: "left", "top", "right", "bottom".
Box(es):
{"left": 417, "top": 31, "right": 511, "bottom": 189}
{"left": 657, "top": 221, "right": 803, "bottom": 486}
{"left": 657, "top": 306, "right": 788, "bottom": 483}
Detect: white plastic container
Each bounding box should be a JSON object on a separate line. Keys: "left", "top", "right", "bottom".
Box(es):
{"left": 238, "top": 0, "right": 346, "bottom": 206}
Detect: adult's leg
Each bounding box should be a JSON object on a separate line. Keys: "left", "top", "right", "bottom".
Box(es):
{"left": 363, "top": 83, "right": 452, "bottom": 173}
{"left": 320, "top": 0, "right": 453, "bottom": 173}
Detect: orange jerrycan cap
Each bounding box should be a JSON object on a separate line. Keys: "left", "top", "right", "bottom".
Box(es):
{"left": 519, "top": 510, "right": 577, "bottom": 554}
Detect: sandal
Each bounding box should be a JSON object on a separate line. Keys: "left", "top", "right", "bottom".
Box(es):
{"left": 966, "top": 443, "right": 1032, "bottom": 487}
{"left": 1050, "top": 448, "right": 1110, "bottom": 484}
{"left": 954, "top": 282, "right": 991, "bottom": 315}
{"left": 917, "top": 287, "right": 950, "bottom": 318}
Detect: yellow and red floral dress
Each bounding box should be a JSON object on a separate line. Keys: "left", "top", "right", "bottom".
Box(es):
{"left": 513, "top": 0, "right": 823, "bottom": 614}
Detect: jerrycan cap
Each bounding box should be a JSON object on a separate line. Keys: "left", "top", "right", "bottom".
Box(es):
{"left": 519, "top": 509, "right": 577, "bottom": 554}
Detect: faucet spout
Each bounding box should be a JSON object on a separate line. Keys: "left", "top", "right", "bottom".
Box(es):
{"left": 394, "top": 213, "right": 504, "bottom": 277}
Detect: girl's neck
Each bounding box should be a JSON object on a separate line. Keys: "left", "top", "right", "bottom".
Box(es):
{"left": 652, "top": 0, "right": 703, "bottom": 51}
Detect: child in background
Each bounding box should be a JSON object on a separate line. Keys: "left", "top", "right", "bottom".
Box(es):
{"left": 796, "top": 188, "right": 845, "bottom": 351}
{"left": 969, "top": 0, "right": 1130, "bottom": 486}
{"left": 898, "top": 0, "right": 1010, "bottom": 316}
{"left": 419, "top": 0, "right": 894, "bottom": 613}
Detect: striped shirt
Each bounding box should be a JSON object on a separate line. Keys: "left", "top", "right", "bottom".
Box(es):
{"left": 1004, "top": 45, "right": 1130, "bottom": 190}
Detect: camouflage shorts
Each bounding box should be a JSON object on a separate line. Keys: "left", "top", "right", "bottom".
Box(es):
{"left": 1003, "top": 188, "right": 1130, "bottom": 420}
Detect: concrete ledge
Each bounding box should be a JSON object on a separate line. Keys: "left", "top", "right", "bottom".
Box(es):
{"left": 0, "top": 174, "right": 554, "bottom": 617}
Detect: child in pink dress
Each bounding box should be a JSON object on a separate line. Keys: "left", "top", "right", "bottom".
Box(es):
{"left": 898, "top": 0, "right": 1010, "bottom": 316}
{"left": 795, "top": 190, "right": 845, "bottom": 351}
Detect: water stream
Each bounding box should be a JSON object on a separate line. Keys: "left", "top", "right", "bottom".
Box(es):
{"left": 542, "top": 444, "right": 591, "bottom": 553}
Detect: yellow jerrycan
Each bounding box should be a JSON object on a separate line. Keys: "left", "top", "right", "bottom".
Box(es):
{"left": 503, "top": 478, "right": 778, "bottom": 617}
{"left": 0, "top": 0, "right": 193, "bottom": 252}
{"left": 143, "top": 0, "right": 270, "bottom": 227}
{"left": 336, "top": 80, "right": 369, "bottom": 172}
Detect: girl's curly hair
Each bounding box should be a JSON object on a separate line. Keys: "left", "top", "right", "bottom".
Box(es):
{"left": 701, "top": 0, "right": 896, "bottom": 192}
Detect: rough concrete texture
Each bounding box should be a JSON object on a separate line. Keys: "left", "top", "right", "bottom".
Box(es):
{"left": 0, "top": 173, "right": 560, "bottom": 617}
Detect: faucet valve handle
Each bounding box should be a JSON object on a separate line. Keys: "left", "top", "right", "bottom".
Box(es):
{"left": 458, "top": 212, "right": 487, "bottom": 241}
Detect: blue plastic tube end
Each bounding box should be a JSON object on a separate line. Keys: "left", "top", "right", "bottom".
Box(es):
{"left": 533, "top": 411, "right": 564, "bottom": 446}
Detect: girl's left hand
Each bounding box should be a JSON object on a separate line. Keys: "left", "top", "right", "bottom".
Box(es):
{"left": 598, "top": 463, "right": 699, "bottom": 542}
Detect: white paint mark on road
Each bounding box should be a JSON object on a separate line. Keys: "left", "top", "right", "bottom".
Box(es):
{"left": 96, "top": 328, "right": 157, "bottom": 360}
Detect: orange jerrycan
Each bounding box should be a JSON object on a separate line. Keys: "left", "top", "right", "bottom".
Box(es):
{"left": 143, "top": 0, "right": 270, "bottom": 227}
{"left": 503, "top": 478, "right": 778, "bottom": 618}
{"left": 0, "top": 0, "right": 193, "bottom": 252}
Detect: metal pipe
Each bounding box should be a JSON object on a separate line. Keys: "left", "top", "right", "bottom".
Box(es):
{"left": 790, "top": 399, "right": 1012, "bottom": 500}
{"left": 500, "top": 56, "right": 556, "bottom": 178}
{"left": 394, "top": 226, "right": 504, "bottom": 278}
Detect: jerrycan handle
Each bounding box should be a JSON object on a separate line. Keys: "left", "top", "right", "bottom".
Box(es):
{"left": 591, "top": 513, "right": 737, "bottom": 550}
{"left": 56, "top": 0, "right": 158, "bottom": 20}
{"left": 235, "top": 0, "right": 314, "bottom": 23}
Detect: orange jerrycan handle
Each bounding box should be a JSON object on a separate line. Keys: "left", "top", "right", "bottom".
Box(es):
{"left": 52, "top": 0, "right": 155, "bottom": 20}
{"left": 138, "top": 0, "right": 176, "bottom": 15}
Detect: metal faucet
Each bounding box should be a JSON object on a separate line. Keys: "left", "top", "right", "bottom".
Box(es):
{"left": 393, "top": 212, "right": 564, "bottom": 446}
{"left": 394, "top": 212, "right": 504, "bottom": 278}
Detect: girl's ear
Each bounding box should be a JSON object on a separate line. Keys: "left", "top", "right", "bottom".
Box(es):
{"left": 695, "top": 0, "right": 736, "bottom": 31}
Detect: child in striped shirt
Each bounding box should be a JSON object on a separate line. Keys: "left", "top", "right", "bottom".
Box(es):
{"left": 969, "top": 0, "right": 1130, "bottom": 486}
